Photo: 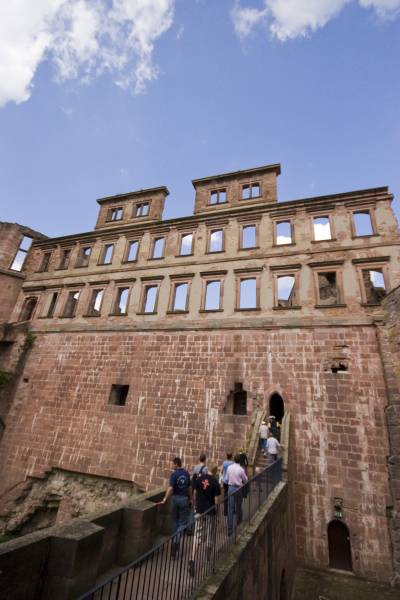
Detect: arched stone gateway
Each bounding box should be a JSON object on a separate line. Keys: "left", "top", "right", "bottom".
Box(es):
{"left": 269, "top": 392, "right": 285, "bottom": 423}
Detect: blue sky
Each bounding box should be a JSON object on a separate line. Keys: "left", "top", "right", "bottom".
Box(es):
{"left": 0, "top": 0, "right": 399, "bottom": 237}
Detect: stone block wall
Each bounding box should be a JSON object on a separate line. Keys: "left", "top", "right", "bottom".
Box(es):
{"left": 0, "top": 325, "right": 393, "bottom": 583}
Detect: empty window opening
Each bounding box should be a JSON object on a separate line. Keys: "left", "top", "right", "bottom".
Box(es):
{"left": 63, "top": 291, "right": 80, "bottom": 317}
{"left": 76, "top": 247, "right": 91, "bottom": 267}
{"left": 39, "top": 252, "right": 51, "bottom": 272}
{"left": 101, "top": 244, "right": 114, "bottom": 265}
{"left": 19, "top": 297, "right": 37, "bottom": 322}
{"left": 46, "top": 292, "right": 58, "bottom": 318}
{"left": 242, "top": 225, "right": 256, "bottom": 249}
{"left": 313, "top": 216, "right": 332, "bottom": 241}
{"left": 353, "top": 211, "right": 373, "bottom": 236}
{"left": 59, "top": 249, "right": 71, "bottom": 269}
{"left": 152, "top": 237, "right": 165, "bottom": 259}
{"left": 109, "top": 384, "right": 129, "bottom": 406}
{"left": 233, "top": 382, "right": 247, "bottom": 415}
{"left": 209, "top": 230, "right": 223, "bottom": 253}
{"left": 10, "top": 236, "right": 33, "bottom": 271}
{"left": 318, "top": 272, "right": 339, "bottom": 305}
{"left": 126, "top": 240, "right": 139, "bottom": 262}
{"left": 277, "top": 275, "right": 296, "bottom": 308}
{"left": 88, "top": 289, "right": 104, "bottom": 316}
{"left": 241, "top": 182, "right": 260, "bottom": 200}
{"left": 109, "top": 207, "right": 123, "bottom": 221}
{"left": 143, "top": 285, "right": 158, "bottom": 313}
{"left": 276, "top": 221, "right": 292, "bottom": 245}
{"left": 209, "top": 189, "right": 227, "bottom": 205}
{"left": 204, "top": 280, "right": 221, "bottom": 310}
{"left": 114, "top": 287, "right": 129, "bottom": 315}
{"left": 135, "top": 203, "right": 149, "bottom": 217}
{"left": 172, "top": 283, "right": 189, "bottom": 312}
{"left": 180, "top": 233, "right": 193, "bottom": 255}
{"left": 269, "top": 393, "right": 284, "bottom": 424}
{"left": 362, "top": 269, "right": 386, "bottom": 304}
{"left": 239, "top": 278, "right": 257, "bottom": 309}
{"left": 328, "top": 520, "right": 352, "bottom": 571}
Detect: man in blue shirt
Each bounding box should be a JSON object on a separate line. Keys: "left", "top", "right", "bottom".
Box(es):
{"left": 221, "top": 452, "right": 234, "bottom": 515}
{"left": 160, "top": 456, "right": 192, "bottom": 557}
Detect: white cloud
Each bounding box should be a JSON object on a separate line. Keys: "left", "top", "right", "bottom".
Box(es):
{"left": 0, "top": 0, "right": 175, "bottom": 108}
{"left": 231, "top": 0, "right": 400, "bottom": 41}
{"left": 314, "top": 220, "right": 332, "bottom": 240}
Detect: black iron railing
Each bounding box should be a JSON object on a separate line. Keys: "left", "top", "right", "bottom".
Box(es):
{"left": 77, "top": 459, "right": 282, "bottom": 600}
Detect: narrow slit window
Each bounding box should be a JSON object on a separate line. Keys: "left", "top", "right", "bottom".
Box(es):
{"left": 126, "top": 240, "right": 139, "bottom": 262}
{"left": 204, "top": 280, "right": 221, "bottom": 310}
{"left": 276, "top": 222, "right": 292, "bottom": 245}
{"left": 152, "top": 237, "right": 165, "bottom": 259}
{"left": 143, "top": 286, "right": 158, "bottom": 313}
{"left": 114, "top": 287, "right": 129, "bottom": 315}
{"left": 135, "top": 203, "right": 149, "bottom": 217}
{"left": 39, "top": 252, "right": 51, "bottom": 272}
{"left": 88, "top": 289, "right": 104, "bottom": 316}
{"left": 314, "top": 217, "right": 332, "bottom": 241}
{"left": 209, "top": 230, "right": 223, "bottom": 253}
{"left": 110, "top": 207, "right": 123, "bottom": 221}
{"left": 172, "top": 283, "right": 189, "bottom": 312}
{"left": 242, "top": 225, "right": 256, "bottom": 249}
{"left": 180, "top": 233, "right": 193, "bottom": 256}
{"left": 354, "top": 212, "right": 373, "bottom": 236}
{"left": 239, "top": 278, "right": 257, "bottom": 309}
{"left": 101, "top": 244, "right": 114, "bottom": 265}
{"left": 362, "top": 269, "right": 386, "bottom": 304}
{"left": 277, "top": 276, "right": 296, "bottom": 307}
{"left": 59, "top": 249, "right": 71, "bottom": 269}
{"left": 109, "top": 384, "right": 129, "bottom": 406}
{"left": 318, "top": 272, "right": 339, "bottom": 305}
{"left": 63, "top": 291, "right": 80, "bottom": 317}
{"left": 46, "top": 292, "right": 58, "bottom": 318}
{"left": 10, "top": 236, "right": 33, "bottom": 271}
{"left": 76, "top": 247, "right": 92, "bottom": 267}
{"left": 209, "top": 189, "right": 227, "bottom": 205}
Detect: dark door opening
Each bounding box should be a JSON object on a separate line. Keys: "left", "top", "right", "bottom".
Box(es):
{"left": 19, "top": 297, "right": 37, "bottom": 322}
{"left": 233, "top": 382, "right": 247, "bottom": 415}
{"left": 328, "top": 520, "right": 352, "bottom": 571}
{"left": 279, "top": 569, "right": 287, "bottom": 600}
{"left": 269, "top": 393, "right": 284, "bottom": 423}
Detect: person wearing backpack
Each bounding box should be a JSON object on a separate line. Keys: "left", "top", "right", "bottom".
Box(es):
{"left": 192, "top": 453, "right": 208, "bottom": 482}
{"left": 160, "top": 456, "right": 192, "bottom": 557}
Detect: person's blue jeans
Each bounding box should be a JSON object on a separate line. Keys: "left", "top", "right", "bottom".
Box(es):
{"left": 260, "top": 438, "right": 267, "bottom": 452}
{"left": 171, "top": 495, "right": 190, "bottom": 543}
{"left": 227, "top": 485, "right": 242, "bottom": 534}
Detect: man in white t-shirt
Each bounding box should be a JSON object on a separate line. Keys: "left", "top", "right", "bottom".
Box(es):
{"left": 266, "top": 432, "right": 281, "bottom": 464}
{"left": 259, "top": 421, "right": 269, "bottom": 456}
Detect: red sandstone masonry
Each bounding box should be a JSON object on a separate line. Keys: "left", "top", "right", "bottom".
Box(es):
{"left": 0, "top": 326, "right": 393, "bottom": 582}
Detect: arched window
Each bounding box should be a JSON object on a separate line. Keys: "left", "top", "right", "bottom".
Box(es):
{"left": 19, "top": 297, "right": 37, "bottom": 322}
{"left": 328, "top": 520, "right": 352, "bottom": 571}
{"left": 269, "top": 393, "right": 284, "bottom": 423}
{"left": 233, "top": 382, "right": 247, "bottom": 415}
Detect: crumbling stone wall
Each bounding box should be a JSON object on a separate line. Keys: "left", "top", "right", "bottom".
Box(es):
{"left": 0, "top": 467, "right": 141, "bottom": 536}
{"left": 379, "top": 284, "right": 400, "bottom": 586}
{"left": 0, "top": 325, "right": 393, "bottom": 583}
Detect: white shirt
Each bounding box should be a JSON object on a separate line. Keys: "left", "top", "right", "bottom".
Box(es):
{"left": 259, "top": 424, "right": 269, "bottom": 439}
{"left": 266, "top": 437, "right": 281, "bottom": 455}
{"left": 226, "top": 463, "right": 248, "bottom": 486}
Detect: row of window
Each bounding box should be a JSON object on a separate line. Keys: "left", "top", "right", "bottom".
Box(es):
{"left": 19, "top": 261, "right": 389, "bottom": 322}
{"left": 107, "top": 202, "right": 150, "bottom": 222}
{"left": 10, "top": 209, "right": 380, "bottom": 275}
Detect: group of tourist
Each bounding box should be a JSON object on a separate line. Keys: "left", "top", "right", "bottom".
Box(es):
{"left": 159, "top": 421, "right": 282, "bottom": 577}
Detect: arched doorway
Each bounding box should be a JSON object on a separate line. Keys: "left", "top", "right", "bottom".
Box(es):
{"left": 328, "top": 520, "right": 352, "bottom": 571}
{"left": 19, "top": 297, "right": 37, "bottom": 322}
{"left": 269, "top": 393, "right": 284, "bottom": 423}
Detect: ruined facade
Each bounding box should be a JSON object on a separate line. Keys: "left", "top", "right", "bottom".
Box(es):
{"left": 0, "top": 164, "right": 399, "bottom": 587}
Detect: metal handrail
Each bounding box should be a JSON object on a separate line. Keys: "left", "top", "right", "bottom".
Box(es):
{"left": 77, "top": 459, "right": 282, "bottom": 600}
